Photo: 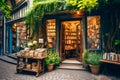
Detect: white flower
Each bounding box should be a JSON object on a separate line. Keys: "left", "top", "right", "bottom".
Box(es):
{"left": 28, "top": 42, "right": 33, "bottom": 47}
{"left": 33, "top": 40, "right": 37, "bottom": 44}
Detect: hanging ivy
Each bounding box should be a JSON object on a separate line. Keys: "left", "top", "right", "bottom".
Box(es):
{"left": 25, "top": 0, "right": 112, "bottom": 40}
{"left": 25, "top": 0, "right": 67, "bottom": 39}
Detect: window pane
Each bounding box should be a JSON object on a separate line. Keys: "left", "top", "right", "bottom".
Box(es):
{"left": 46, "top": 19, "right": 56, "bottom": 48}
{"left": 87, "top": 16, "right": 101, "bottom": 50}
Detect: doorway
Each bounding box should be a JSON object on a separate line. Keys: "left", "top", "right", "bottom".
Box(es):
{"left": 60, "top": 20, "right": 83, "bottom": 62}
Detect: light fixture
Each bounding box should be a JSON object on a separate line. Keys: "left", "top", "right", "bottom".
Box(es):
{"left": 76, "top": 11, "right": 80, "bottom": 15}
{"left": 14, "top": 23, "right": 17, "bottom": 26}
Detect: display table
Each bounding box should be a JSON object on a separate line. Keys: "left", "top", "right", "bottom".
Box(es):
{"left": 100, "top": 59, "right": 120, "bottom": 74}
{"left": 16, "top": 55, "right": 46, "bottom": 77}
{"left": 100, "top": 59, "right": 120, "bottom": 65}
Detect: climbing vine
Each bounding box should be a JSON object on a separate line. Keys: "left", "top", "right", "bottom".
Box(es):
{"left": 25, "top": 0, "right": 67, "bottom": 39}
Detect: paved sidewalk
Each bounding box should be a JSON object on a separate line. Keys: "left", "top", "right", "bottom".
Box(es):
{"left": 0, "top": 60, "right": 120, "bottom": 80}
{"left": 0, "top": 55, "right": 17, "bottom": 65}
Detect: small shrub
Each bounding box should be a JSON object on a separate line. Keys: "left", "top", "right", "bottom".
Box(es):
{"left": 87, "top": 52, "right": 102, "bottom": 65}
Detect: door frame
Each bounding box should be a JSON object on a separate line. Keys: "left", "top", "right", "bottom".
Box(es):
{"left": 59, "top": 19, "right": 84, "bottom": 62}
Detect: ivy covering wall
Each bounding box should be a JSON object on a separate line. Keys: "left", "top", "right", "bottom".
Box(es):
{"left": 25, "top": 0, "right": 120, "bottom": 52}
{"left": 25, "top": 0, "right": 68, "bottom": 39}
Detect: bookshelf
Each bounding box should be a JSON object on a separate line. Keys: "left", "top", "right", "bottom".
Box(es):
{"left": 46, "top": 19, "right": 56, "bottom": 49}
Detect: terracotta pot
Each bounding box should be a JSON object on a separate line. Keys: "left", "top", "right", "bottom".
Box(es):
{"left": 47, "top": 64, "right": 54, "bottom": 72}
{"left": 89, "top": 64, "right": 100, "bottom": 74}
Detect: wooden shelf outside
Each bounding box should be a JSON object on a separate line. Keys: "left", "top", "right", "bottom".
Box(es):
{"left": 16, "top": 56, "right": 46, "bottom": 77}
{"left": 100, "top": 59, "right": 120, "bottom": 65}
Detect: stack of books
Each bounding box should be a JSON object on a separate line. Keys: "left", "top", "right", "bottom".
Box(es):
{"left": 103, "top": 52, "right": 120, "bottom": 62}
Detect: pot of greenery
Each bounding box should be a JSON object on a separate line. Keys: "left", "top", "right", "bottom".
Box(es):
{"left": 87, "top": 52, "right": 102, "bottom": 74}
{"left": 54, "top": 55, "right": 61, "bottom": 69}
{"left": 83, "top": 49, "right": 89, "bottom": 68}
{"left": 44, "top": 53, "right": 60, "bottom": 71}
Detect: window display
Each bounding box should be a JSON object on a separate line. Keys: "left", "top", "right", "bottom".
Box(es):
{"left": 46, "top": 19, "right": 56, "bottom": 48}
{"left": 12, "top": 22, "right": 27, "bottom": 52}
{"left": 87, "top": 16, "right": 101, "bottom": 50}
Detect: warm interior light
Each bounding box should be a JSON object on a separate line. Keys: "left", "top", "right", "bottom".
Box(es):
{"left": 76, "top": 11, "right": 80, "bottom": 15}
{"left": 14, "top": 23, "right": 17, "bottom": 26}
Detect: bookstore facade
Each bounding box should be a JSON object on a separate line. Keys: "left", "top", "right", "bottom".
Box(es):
{"left": 6, "top": 1, "right": 29, "bottom": 54}
{"left": 45, "top": 11, "right": 101, "bottom": 61}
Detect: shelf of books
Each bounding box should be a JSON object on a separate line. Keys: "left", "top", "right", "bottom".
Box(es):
{"left": 46, "top": 19, "right": 56, "bottom": 48}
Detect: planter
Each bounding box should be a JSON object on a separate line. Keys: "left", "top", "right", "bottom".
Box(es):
{"left": 89, "top": 64, "right": 100, "bottom": 74}
{"left": 47, "top": 64, "right": 54, "bottom": 72}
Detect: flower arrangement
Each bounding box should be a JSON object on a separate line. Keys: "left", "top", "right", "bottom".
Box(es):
{"left": 28, "top": 40, "right": 38, "bottom": 50}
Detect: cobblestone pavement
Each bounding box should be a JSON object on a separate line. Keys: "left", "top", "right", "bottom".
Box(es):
{"left": 0, "top": 60, "right": 120, "bottom": 80}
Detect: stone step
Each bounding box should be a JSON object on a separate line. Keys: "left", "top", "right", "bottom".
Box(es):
{"left": 5, "top": 53, "right": 17, "bottom": 60}
{"left": 58, "top": 59, "right": 86, "bottom": 70}
{"left": 0, "top": 55, "right": 17, "bottom": 65}
{"left": 58, "top": 63, "right": 86, "bottom": 70}
{"left": 62, "top": 59, "right": 83, "bottom": 65}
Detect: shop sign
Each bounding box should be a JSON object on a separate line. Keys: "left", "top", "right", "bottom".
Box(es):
{"left": 39, "top": 38, "right": 44, "bottom": 43}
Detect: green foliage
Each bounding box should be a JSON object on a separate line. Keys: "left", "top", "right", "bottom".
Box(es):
{"left": 83, "top": 49, "right": 89, "bottom": 64}
{"left": 0, "top": 0, "right": 11, "bottom": 18}
{"left": 69, "top": 0, "right": 98, "bottom": 11}
{"left": 26, "top": 0, "right": 112, "bottom": 39}
{"left": 114, "top": 40, "right": 120, "bottom": 45}
{"left": 25, "top": 0, "right": 67, "bottom": 39}
{"left": 44, "top": 52, "right": 61, "bottom": 66}
{"left": 87, "top": 52, "right": 102, "bottom": 65}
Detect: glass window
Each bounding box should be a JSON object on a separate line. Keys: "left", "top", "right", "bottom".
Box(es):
{"left": 46, "top": 19, "right": 56, "bottom": 48}
{"left": 87, "top": 16, "right": 101, "bottom": 50}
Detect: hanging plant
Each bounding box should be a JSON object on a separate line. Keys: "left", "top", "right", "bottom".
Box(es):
{"left": 25, "top": 0, "right": 109, "bottom": 40}
{"left": 25, "top": 0, "right": 67, "bottom": 39}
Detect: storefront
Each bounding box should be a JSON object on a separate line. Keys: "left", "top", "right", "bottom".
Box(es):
{"left": 0, "top": 12, "right": 9, "bottom": 55}
{"left": 45, "top": 11, "right": 101, "bottom": 62}
{"left": 6, "top": 0, "right": 29, "bottom": 54}
{"left": 11, "top": 21, "right": 28, "bottom": 53}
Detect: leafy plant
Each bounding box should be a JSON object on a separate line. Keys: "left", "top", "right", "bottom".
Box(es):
{"left": 25, "top": 0, "right": 109, "bottom": 40}
{"left": 83, "top": 49, "right": 89, "bottom": 64}
{"left": 87, "top": 52, "right": 102, "bottom": 65}
{"left": 44, "top": 52, "right": 61, "bottom": 66}
{"left": 69, "top": 0, "right": 98, "bottom": 11}
{"left": 114, "top": 39, "right": 120, "bottom": 46}
{"left": 0, "top": 0, "right": 11, "bottom": 18}
{"left": 25, "top": 0, "right": 67, "bottom": 39}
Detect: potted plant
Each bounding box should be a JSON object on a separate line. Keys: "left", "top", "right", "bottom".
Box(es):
{"left": 83, "top": 49, "right": 89, "bottom": 68}
{"left": 87, "top": 52, "right": 102, "bottom": 74}
{"left": 54, "top": 55, "right": 61, "bottom": 69}
{"left": 44, "top": 52, "right": 61, "bottom": 71}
